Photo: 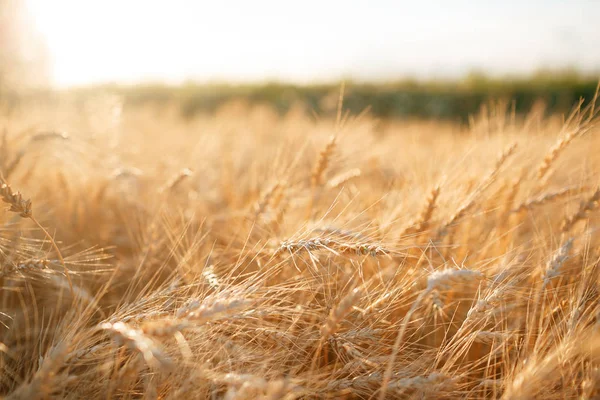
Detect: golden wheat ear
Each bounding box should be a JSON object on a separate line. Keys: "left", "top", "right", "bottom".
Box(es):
{"left": 312, "top": 135, "right": 337, "bottom": 188}
{"left": 0, "top": 178, "right": 74, "bottom": 297}
{"left": 561, "top": 188, "right": 600, "bottom": 233}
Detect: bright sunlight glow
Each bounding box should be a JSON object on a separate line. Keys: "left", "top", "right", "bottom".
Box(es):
{"left": 26, "top": 0, "right": 600, "bottom": 88}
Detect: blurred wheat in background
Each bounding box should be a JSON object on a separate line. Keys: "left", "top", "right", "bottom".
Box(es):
{"left": 2, "top": 0, "right": 600, "bottom": 399}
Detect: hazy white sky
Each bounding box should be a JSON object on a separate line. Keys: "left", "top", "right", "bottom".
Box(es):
{"left": 27, "top": 0, "right": 600, "bottom": 87}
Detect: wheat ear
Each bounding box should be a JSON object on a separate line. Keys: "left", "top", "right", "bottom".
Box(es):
{"left": 100, "top": 321, "right": 173, "bottom": 371}
{"left": 160, "top": 168, "right": 193, "bottom": 192}
{"left": 326, "top": 168, "right": 361, "bottom": 189}
{"left": 254, "top": 181, "right": 282, "bottom": 217}
{"left": 0, "top": 180, "right": 74, "bottom": 296}
{"left": 561, "top": 188, "right": 600, "bottom": 232}
{"left": 381, "top": 268, "right": 483, "bottom": 399}
{"left": 438, "top": 143, "right": 516, "bottom": 237}
{"left": 320, "top": 287, "right": 363, "bottom": 338}
{"left": 403, "top": 185, "right": 440, "bottom": 235}
{"left": 312, "top": 287, "right": 363, "bottom": 371}
{"left": 512, "top": 187, "right": 582, "bottom": 213}
{"left": 537, "top": 130, "right": 579, "bottom": 179}
{"left": 6, "top": 342, "right": 69, "bottom": 400}
{"left": 312, "top": 135, "right": 337, "bottom": 187}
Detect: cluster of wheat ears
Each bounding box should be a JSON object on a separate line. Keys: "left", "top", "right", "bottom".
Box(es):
{"left": 0, "top": 88, "right": 600, "bottom": 399}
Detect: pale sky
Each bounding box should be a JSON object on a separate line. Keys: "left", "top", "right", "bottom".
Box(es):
{"left": 26, "top": 0, "right": 600, "bottom": 87}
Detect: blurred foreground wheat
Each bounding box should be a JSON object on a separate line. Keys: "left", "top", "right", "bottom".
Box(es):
{"left": 1, "top": 93, "right": 600, "bottom": 399}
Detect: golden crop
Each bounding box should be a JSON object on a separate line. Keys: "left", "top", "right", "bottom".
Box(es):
{"left": 1, "top": 93, "right": 599, "bottom": 399}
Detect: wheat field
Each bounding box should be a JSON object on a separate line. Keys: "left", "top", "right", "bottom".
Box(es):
{"left": 0, "top": 90, "right": 600, "bottom": 399}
